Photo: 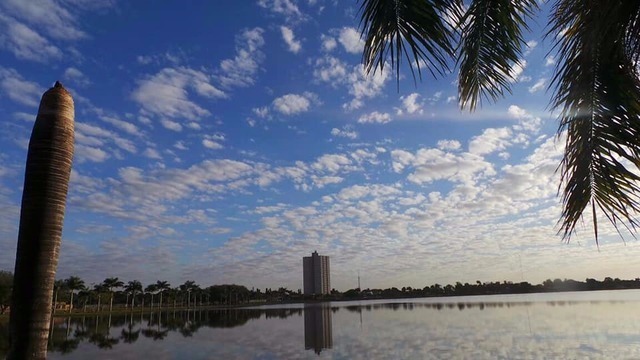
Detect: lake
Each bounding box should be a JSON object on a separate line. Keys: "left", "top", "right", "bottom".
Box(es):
{"left": 3, "top": 290, "right": 640, "bottom": 359}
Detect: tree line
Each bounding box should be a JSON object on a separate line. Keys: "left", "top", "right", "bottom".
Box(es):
{"left": 3, "top": 271, "right": 640, "bottom": 315}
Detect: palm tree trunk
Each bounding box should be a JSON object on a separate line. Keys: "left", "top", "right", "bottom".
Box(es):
{"left": 69, "top": 291, "right": 74, "bottom": 313}
{"left": 8, "top": 82, "right": 75, "bottom": 360}
{"left": 109, "top": 292, "right": 114, "bottom": 313}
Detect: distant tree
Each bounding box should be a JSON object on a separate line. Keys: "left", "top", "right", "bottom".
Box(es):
{"left": 64, "top": 276, "right": 85, "bottom": 312}
{"left": 53, "top": 279, "right": 65, "bottom": 312}
{"left": 93, "top": 284, "right": 107, "bottom": 312}
{"left": 124, "top": 280, "right": 143, "bottom": 308}
{"left": 102, "top": 277, "right": 124, "bottom": 313}
{"left": 145, "top": 284, "right": 158, "bottom": 309}
{"left": 155, "top": 281, "right": 170, "bottom": 309}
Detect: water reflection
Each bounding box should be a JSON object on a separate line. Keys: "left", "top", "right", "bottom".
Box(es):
{"left": 2, "top": 292, "right": 640, "bottom": 359}
{"left": 304, "top": 305, "right": 333, "bottom": 355}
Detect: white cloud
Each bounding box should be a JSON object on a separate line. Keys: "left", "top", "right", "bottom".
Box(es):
{"left": 331, "top": 127, "right": 358, "bottom": 139}
{"left": 101, "top": 116, "right": 139, "bottom": 136}
{"left": 272, "top": 93, "right": 313, "bottom": 115}
{"left": 257, "top": 0, "right": 302, "bottom": 19}
{"left": 391, "top": 148, "right": 496, "bottom": 185}
{"left": 524, "top": 40, "right": 537, "bottom": 56}
{"left": 143, "top": 147, "right": 162, "bottom": 159}
{"left": 0, "top": 15, "right": 62, "bottom": 62}
{"left": 0, "top": 0, "right": 111, "bottom": 41}
{"left": 528, "top": 78, "right": 546, "bottom": 93}
{"left": 218, "top": 27, "right": 265, "bottom": 88}
{"left": 312, "top": 154, "right": 352, "bottom": 173}
{"left": 0, "top": 67, "right": 42, "bottom": 107}
{"left": 280, "top": 26, "right": 301, "bottom": 53}
{"left": 203, "top": 135, "right": 224, "bottom": 150}
{"left": 345, "top": 65, "right": 390, "bottom": 110}
{"left": 161, "top": 118, "right": 183, "bottom": 132}
{"left": 63, "top": 67, "right": 90, "bottom": 87}
{"left": 397, "top": 93, "right": 424, "bottom": 115}
{"left": 545, "top": 55, "right": 556, "bottom": 67}
{"left": 338, "top": 27, "right": 364, "bottom": 54}
{"left": 313, "top": 56, "right": 347, "bottom": 84}
{"left": 320, "top": 34, "right": 337, "bottom": 52}
{"left": 132, "top": 67, "right": 225, "bottom": 121}
{"left": 468, "top": 127, "right": 513, "bottom": 156}
{"left": 313, "top": 57, "right": 390, "bottom": 110}
{"left": 76, "top": 144, "right": 109, "bottom": 163}
{"left": 510, "top": 60, "right": 527, "bottom": 82}
{"left": 437, "top": 140, "right": 461, "bottom": 151}
{"left": 358, "top": 111, "right": 391, "bottom": 124}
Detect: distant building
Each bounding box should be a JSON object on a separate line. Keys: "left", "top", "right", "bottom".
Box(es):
{"left": 303, "top": 251, "right": 330, "bottom": 295}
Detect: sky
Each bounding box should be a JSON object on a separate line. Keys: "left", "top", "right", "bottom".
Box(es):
{"left": 1, "top": 0, "right": 640, "bottom": 292}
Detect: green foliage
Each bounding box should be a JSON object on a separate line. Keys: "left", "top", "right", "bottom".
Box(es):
{"left": 549, "top": 0, "right": 640, "bottom": 244}
{"left": 359, "top": 0, "right": 640, "bottom": 242}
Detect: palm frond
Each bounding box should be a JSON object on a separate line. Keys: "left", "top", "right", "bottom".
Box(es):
{"left": 549, "top": 0, "right": 640, "bottom": 244}
{"left": 358, "top": 0, "right": 460, "bottom": 85}
{"left": 457, "top": 0, "right": 538, "bottom": 110}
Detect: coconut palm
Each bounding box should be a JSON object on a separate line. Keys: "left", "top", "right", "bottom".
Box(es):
{"left": 93, "top": 284, "right": 106, "bottom": 313}
{"left": 359, "top": 0, "right": 640, "bottom": 244}
{"left": 155, "top": 281, "right": 171, "bottom": 309}
{"left": 8, "top": 82, "right": 75, "bottom": 359}
{"left": 64, "top": 276, "right": 85, "bottom": 313}
{"left": 181, "top": 281, "right": 197, "bottom": 308}
{"left": 102, "top": 277, "right": 124, "bottom": 314}
{"left": 125, "top": 280, "right": 143, "bottom": 309}
{"left": 145, "top": 284, "right": 158, "bottom": 310}
{"left": 53, "top": 279, "right": 66, "bottom": 312}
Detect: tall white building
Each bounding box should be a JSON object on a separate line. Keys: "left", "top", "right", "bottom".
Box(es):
{"left": 303, "top": 251, "right": 330, "bottom": 295}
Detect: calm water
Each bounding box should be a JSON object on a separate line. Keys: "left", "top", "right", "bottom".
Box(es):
{"left": 3, "top": 290, "right": 640, "bottom": 359}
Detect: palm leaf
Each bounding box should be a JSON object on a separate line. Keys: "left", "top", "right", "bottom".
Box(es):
{"left": 358, "top": 0, "right": 460, "bottom": 85}
{"left": 549, "top": 0, "right": 640, "bottom": 244}
{"left": 457, "top": 0, "right": 538, "bottom": 110}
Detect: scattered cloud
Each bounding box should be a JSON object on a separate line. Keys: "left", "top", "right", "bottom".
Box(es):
{"left": 63, "top": 67, "right": 90, "bottom": 87}
{"left": 257, "top": 0, "right": 303, "bottom": 20}
{"left": 272, "top": 92, "right": 316, "bottom": 115}
{"left": 331, "top": 126, "right": 358, "bottom": 139}
{"left": 0, "top": 15, "right": 62, "bottom": 62}
{"left": 132, "top": 67, "right": 225, "bottom": 122}
{"left": 280, "top": 26, "right": 301, "bottom": 53}
{"left": 320, "top": 34, "right": 336, "bottom": 52}
{"left": 338, "top": 27, "right": 364, "bottom": 54}
{"left": 397, "top": 93, "right": 424, "bottom": 115}
{"left": 218, "top": 27, "right": 265, "bottom": 88}
{"left": 0, "top": 67, "right": 43, "bottom": 107}
{"left": 358, "top": 111, "right": 391, "bottom": 124}
{"left": 528, "top": 78, "right": 546, "bottom": 93}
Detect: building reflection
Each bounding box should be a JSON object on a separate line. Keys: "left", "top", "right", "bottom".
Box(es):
{"left": 304, "top": 305, "right": 333, "bottom": 355}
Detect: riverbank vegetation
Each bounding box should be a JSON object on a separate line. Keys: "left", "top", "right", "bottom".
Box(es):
{"left": 2, "top": 270, "right": 640, "bottom": 317}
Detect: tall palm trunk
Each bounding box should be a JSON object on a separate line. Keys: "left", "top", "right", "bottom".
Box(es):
{"left": 109, "top": 292, "right": 114, "bottom": 313}
{"left": 8, "top": 82, "right": 74, "bottom": 360}
{"left": 69, "top": 291, "right": 74, "bottom": 312}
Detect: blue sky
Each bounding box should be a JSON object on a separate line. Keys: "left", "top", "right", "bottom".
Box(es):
{"left": 1, "top": 0, "right": 639, "bottom": 291}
